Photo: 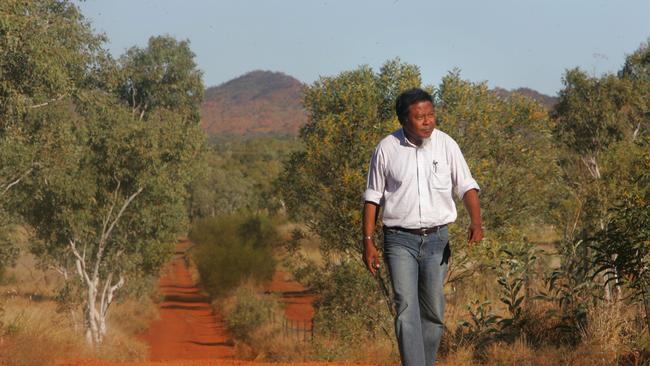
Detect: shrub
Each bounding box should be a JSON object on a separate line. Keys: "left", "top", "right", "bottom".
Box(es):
{"left": 223, "top": 287, "right": 279, "bottom": 342}
{"left": 190, "top": 213, "right": 279, "bottom": 298}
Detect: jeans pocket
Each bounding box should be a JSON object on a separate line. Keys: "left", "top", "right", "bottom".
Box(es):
{"left": 441, "top": 241, "right": 451, "bottom": 265}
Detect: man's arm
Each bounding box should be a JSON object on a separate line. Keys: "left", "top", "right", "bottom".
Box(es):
{"left": 363, "top": 201, "right": 381, "bottom": 276}
{"left": 462, "top": 188, "right": 483, "bottom": 244}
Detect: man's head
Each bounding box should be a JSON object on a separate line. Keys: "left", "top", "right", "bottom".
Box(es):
{"left": 395, "top": 88, "right": 436, "bottom": 144}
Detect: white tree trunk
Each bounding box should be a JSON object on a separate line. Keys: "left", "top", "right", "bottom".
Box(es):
{"left": 68, "top": 185, "right": 142, "bottom": 345}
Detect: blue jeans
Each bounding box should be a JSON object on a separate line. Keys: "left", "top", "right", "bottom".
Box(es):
{"left": 383, "top": 226, "right": 450, "bottom": 366}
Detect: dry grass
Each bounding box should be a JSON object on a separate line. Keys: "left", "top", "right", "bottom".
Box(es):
{"left": 0, "top": 233, "right": 157, "bottom": 366}
{"left": 565, "top": 304, "right": 637, "bottom": 366}
{"left": 438, "top": 346, "right": 475, "bottom": 366}
{"left": 0, "top": 292, "right": 151, "bottom": 366}
{"left": 276, "top": 222, "right": 323, "bottom": 266}
{"left": 484, "top": 338, "right": 537, "bottom": 365}
{"left": 0, "top": 298, "right": 92, "bottom": 366}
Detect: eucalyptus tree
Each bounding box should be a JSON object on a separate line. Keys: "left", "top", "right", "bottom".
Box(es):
{"left": 0, "top": 0, "right": 104, "bottom": 277}
{"left": 3, "top": 17, "right": 206, "bottom": 343}
{"left": 277, "top": 60, "right": 560, "bottom": 349}
{"left": 553, "top": 42, "right": 650, "bottom": 302}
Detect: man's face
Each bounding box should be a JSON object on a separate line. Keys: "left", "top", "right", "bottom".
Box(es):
{"left": 404, "top": 100, "right": 436, "bottom": 141}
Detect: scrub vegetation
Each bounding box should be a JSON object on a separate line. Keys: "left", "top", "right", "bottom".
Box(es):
{"left": 276, "top": 42, "right": 650, "bottom": 364}
{"left": 1, "top": 0, "right": 649, "bottom": 365}
{"left": 1, "top": 0, "right": 203, "bottom": 361}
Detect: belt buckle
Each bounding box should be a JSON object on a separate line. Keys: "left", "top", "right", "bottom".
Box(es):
{"left": 420, "top": 228, "right": 428, "bottom": 237}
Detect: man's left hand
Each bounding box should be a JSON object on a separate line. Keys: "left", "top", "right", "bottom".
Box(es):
{"left": 467, "top": 222, "right": 483, "bottom": 245}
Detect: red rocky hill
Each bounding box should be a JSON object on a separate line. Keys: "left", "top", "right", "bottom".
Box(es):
{"left": 200, "top": 70, "right": 557, "bottom": 137}
{"left": 200, "top": 70, "right": 307, "bottom": 136}
{"left": 492, "top": 87, "right": 558, "bottom": 110}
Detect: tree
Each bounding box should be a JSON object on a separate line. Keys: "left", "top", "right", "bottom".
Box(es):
{"left": 619, "top": 39, "right": 650, "bottom": 82}
{"left": 592, "top": 137, "right": 650, "bottom": 329}
{"left": 553, "top": 43, "right": 650, "bottom": 302}
{"left": 278, "top": 60, "right": 561, "bottom": 350}
{"left": 117, "top": 35, "right": 204, "bottom": 121}
{"left": 437, "top": 72, "right": 561, "bottom": 233}
{"left": 0, "top": 0, "right": 105, "bottom": 280}
{"left": 16, "top": 32, "right": 206, "bottom": 343}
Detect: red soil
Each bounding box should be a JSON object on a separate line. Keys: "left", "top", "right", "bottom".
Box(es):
{"left": 138, "top": 239, "right": 235, "bottom": 361}
{"left": 63, "top": 241, "right": 374, "bottom": 366}
{"left": 264, "top": 270, "right": 315, "bottom": 322}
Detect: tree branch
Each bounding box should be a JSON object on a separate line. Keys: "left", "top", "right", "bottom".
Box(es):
{"left": 1, "top": 167, "right": 34, "bottom": 197}
{"left": 92, "top": 186, "right": 144, "bottom": 283}
{"left": 69, "top": 239, "right": 91, "bottom": 285}
{"left": 100, "top": 272, "right": 113, "bottom": 317}
{"left": 30, "top": 94, "right": 67, "bottom": 109}
{"left": 51, "top": 265, "right": 69, "bottom": 281}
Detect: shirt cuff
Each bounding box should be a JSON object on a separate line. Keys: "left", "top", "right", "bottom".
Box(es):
{"left": 456, "top": 180, "right": 480, "bottom": 200}
{"left": 363, "top": 189, "right": 383, "bottom": 205}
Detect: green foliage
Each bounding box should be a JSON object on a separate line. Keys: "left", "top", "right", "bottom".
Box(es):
{"left": 189, "top": 136, "right": 301, "bottom": 218}
{"left": 619, "top": 38, "right": 650, "bottom": 82}
{"left": 311, "top": 261, "right": 393, "bottom": 341}
{"left": 554, "top": 69, "right": 635, "bottom": 157}
{"left": 591, "top": 141, "right": 650, "bottom": 328}
{"left": 538, "top": 239, "right": 593, "bottom": 343}
{"left": 0, "top": 221, "right": 20, "bottom": 283}
{"left": 0, "top": 0, "right": 104, "bottom": 117}
{"left": 552, "top": 63, "right": 648, "bottom": 240}
{"left": 0, "top": 0, "right": 206, "bottom": 344}
{"left": 438, "top": 72, "right": 562, "bottom": 233}
{"left": 224, "top": 287, "right": 280, "bottom": 342}
{"left": 118, "top": 35, "right": 204, "bottom": 121}
{"left": 454, "top": 300, "right": 500, "bottom": 352}
{"left": 190, "top": 213, "right": 279, "bottom": 298}
{"left": 278, "top": 59, "right": 421, "bottom": 254}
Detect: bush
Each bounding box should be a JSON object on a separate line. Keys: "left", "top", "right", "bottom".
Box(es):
{"left": 189, "top": 213, "right": 279, "bottom": 298}
{"left": 223, "top": 287, "right": 279, "bottom": 342}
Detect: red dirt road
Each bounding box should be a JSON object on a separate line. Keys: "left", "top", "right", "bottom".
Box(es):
{"left": 264, "top": 270, "right": 315, "bottom": 322}
{"left": 138, "top": 239, "right": 235, "bottom": 361}
{"left": 63, "top": 241, "right": 374, "bottom": 366}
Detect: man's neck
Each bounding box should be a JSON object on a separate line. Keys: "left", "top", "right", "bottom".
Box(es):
{"left": 403, "top": 128, "right": 422, "bottom": 146}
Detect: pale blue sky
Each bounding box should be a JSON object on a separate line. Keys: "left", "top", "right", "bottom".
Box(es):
{"left": 77, "top": 0, "right": 649, "bottom": 96}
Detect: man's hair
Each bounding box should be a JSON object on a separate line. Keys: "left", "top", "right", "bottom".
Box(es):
{"left": 395, "top": 88, "right": 434, "bottom": 125}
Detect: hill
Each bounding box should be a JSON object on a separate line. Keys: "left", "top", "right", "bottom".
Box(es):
{"left": 492, "top": 87, "right": 558, "bottom": 110}
{"left": 200, "top": 70, "right": 307, "bottom": 136}
{"left": 200, "top": 70, "right": 558, "bottom": 137}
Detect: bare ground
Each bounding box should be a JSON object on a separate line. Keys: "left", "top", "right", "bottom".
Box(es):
{"left": 62, "top": 240, "right": 373, "bottom": 366}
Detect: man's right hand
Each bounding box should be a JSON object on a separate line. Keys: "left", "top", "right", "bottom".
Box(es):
{"left": 363, "top": 239, "right": 381, "bottom": 276}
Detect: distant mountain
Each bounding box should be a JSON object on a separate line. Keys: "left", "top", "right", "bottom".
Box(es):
{"left": 492, "top": 87, "right": 558, "bottom": 110}
{"left": 200, "top": 70, "right": 307, "bottom": 136}
{"left": 200, "top": 71, "right": 558, "bottom": 137}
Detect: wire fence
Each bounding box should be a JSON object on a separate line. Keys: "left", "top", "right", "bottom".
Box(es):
{"left": 269, "top": 310, "right": 314, "bottom": 342}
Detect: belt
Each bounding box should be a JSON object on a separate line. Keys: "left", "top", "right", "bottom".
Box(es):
{"left": 385, "top": 225, "right": 445, "bottom": 236}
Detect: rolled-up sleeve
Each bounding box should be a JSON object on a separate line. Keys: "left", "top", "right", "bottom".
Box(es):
{"left": 448, "top": 140, "right": 480, "bottom": 200}
{"left": 363, "top": 145, "right": 385, "bottom": 204}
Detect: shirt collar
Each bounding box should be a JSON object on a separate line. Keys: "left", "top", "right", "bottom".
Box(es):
{"left": 398, "top": 128, "right": 433, "bottom": 148}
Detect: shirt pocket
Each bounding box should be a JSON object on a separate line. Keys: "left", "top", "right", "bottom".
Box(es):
{"left": 430, "top": 160, "right": 452, "bottom": 190}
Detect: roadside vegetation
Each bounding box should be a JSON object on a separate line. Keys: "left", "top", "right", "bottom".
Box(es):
{"left": 275, "top": 43, "right": 650, "bottom": 364}
{"left": 2, "top": 1, "right": 648, "bottom": 365}
{"left": 1, "top": 0, "right": 203, "bottom": 362}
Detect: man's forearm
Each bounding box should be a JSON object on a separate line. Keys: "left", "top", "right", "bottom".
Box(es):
{"left": 363, "top": 201, "right": 380, "bottom": 237}
{"left": 462, "top": 189, "right": 482, "bottom": 225}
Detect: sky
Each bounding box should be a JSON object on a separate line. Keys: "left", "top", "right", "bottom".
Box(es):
{"left": 76, "top": 0, "right": 650, "bottom": 96}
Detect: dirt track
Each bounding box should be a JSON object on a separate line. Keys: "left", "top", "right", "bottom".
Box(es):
{"left": 62, "top": 240, "right": 374, "bottom": 366}
{"left": 137, "top": 239, "right": 235, "bottom": 361}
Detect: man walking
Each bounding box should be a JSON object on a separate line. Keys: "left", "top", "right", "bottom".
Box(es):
{"left": 362, "top": 88, "right": 483, "bottom": 366}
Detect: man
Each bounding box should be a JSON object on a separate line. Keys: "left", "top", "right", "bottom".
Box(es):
{"left": 362, "top": 88, "right": 483, "bottom": 366}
